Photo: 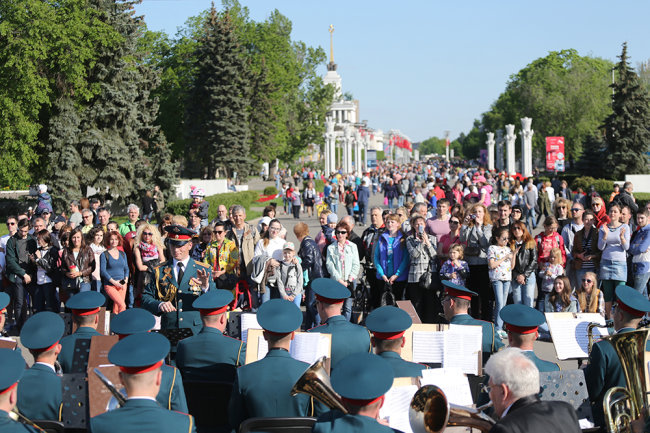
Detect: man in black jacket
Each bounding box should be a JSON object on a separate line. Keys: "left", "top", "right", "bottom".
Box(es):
{"left": 485, "top": 348, "right": 581, "bottom": 433}
{"left": 294, "top": 222, "right": 323, "bottom": 328}
{"left": 4, "top": 219, "right": 37, "bottom": 330}
{"left": 360, "top": 207, "right": 385, "bottom": 308}
{"left": 613, "top": 181, "right": 638, "bottom": 215}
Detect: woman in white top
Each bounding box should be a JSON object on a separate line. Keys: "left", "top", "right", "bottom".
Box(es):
{"left": 254, "top": 219, "right": 286, "bottom": 303}
{"left": 87, "top": 226, "right": 105, "bottom": 293}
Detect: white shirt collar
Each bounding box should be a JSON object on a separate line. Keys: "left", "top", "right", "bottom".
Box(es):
{"left": 127, "top": 396, "right": 157, "bottom": 402}
{"left": 501, "top": 401, "right": 515, "bottom": 418}
{"left": 172, "top": 256, "right": 190, "bottom": 269}
{"left": 35, "top": 362, "right": 56, "bottom": 372}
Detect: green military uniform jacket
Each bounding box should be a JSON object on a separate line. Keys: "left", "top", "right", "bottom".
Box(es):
{"left": 158, "top": 364, "right": 188, "bottom": 413}
{"left": 0, "top": 410, "right": 39, "bottom": 433}
{"left": 90, "top": 398, "right": 196, "bottom": 433}
{"left": 17, "top": 363, "right": 62, "bottom": 421}
{"left": 312, "top": 410, "right": 399, "bottom": 433}
{"left": 59, "top": 326, "right": 102, "bottom": 373}
{"left": 449, "top": 314, "right": 504, "bottom": 356}
{"left": 228, "top": 349, "right": 312, "bottom": 429}
{"left": 377, "top": 351, "right": 427, "bottom": 378}
{"left": 142, "top": 259, "right": 216, "bottom": 335}
{"left": 175, "top": 327, "right": 245, "bottom": 383}
{"left": 585, "top": 326, "right": 634, "bottom": 428}
{"left": 307, "top": 315, "right": 371, "bottom": 370}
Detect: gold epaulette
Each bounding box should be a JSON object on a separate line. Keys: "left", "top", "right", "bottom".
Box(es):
{"left": 195, "top": 261, "right": 210, "bottom": 268}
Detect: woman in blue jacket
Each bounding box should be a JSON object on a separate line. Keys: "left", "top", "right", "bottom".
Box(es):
{"left": 373, "top": 213, "right": 410, "bottom": 301}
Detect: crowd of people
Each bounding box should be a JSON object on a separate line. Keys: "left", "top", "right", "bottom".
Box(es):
{"left": 1, "top": 160, "right": 649, "bottom": 433}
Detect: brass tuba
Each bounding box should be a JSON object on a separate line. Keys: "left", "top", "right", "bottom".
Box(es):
{"left": 291, "top": 356, "right": 348, "bottom": 414}
{"left": 409, "top": 385, "right": 495, "bottom": 433}
{"left": 587, "top": 321, "right": 613, "bottom": 354}
{"left": 602, "top": 328, "right": 650, "bottom": 433}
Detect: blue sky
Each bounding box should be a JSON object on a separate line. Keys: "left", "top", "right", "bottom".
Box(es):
{"left": 134, "top": 0, "right": 650, "bottom": 142}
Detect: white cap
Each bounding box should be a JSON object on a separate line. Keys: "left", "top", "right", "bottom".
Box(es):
{"left": 38, "top": 184, "right": 47, "bottom": 193}
{"left": 283, "top": 242, "right": 295, "bottom": 251}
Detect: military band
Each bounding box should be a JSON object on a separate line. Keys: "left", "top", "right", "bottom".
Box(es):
{"left": 5, "top": 271, "right": 650, "bottom": 432}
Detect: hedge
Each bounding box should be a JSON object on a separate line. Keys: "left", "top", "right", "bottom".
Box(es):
{"left": 571, "top": 177, "right": 618, "bottom": 193}
{"left": 263, "top": 186, "right": 278, "bottom": 195}
{"left": 166, "top": 191, "right": 260, "bottom": 221}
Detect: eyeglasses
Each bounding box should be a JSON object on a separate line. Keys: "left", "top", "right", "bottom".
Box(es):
{"left": 269, "top": 227, "right": 281, "bottom": 232}
{"left": 513, "top": 209, "right": 522, "bottom": 213}
{"left": 143, "top": 232, "right": 153, "bottom": 236}
{"left": 582, "top": 278, "right": 593, "bottom": 283}
{"left": 480, "top": 384, "right": 493, "bottom": 394}
{"left": 6, "top": 222, "right": 15, "bottom": 226}
{"left": 215, "top": 230, "right": 225, "bottom": 234}
{"left": 335, "top": 230, "right": 348, "bottom": 235}
{"left": 571, "top": 208, "right": 583, "bottom": 212}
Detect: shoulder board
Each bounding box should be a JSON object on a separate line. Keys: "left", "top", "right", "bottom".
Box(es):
{"left": 195, "top": 261, "right": 210, "bottom": 268}
{"left": 155, "top": 261, "right": 171, "bottom": 270}
{"left": 308, "top": 324, "right": 325, "bottom": 331}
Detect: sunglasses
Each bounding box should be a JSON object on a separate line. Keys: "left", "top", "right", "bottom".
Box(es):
{"left": 335, "top": 230, "right": 348, "bottom": 235}
{"left": 571, "top": 208, "right": 583, "bottom": 212}
{"left": 513, "top": 209, "right": 522, "bottom": 213}
{"left": 592, "top": 204, "right": 601, "bottom": 207}
{"left": 582, "top": 278, "right": 593, "bottom": 283}
{"left": 499, "top": 237, "right": 510, "bottom": 241}
{"left": 6, "top": 222, "right": 15, "bottom": 226}
{"left": 143, "top": 232, "right": 153, "bottom": 236}
{"left": 449, "top": 220, "right": 459, "bottom": 224}
{"left": 215, "top": 230, "right": 225, "bottom": 234}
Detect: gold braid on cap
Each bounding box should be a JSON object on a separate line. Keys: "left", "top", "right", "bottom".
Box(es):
{"left": 156, "top": 266, "right": 178, "bottom": 303}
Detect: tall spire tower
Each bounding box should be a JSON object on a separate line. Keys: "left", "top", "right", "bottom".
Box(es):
{"left": 328, "top": 24, "right": 337, "bottom": 71}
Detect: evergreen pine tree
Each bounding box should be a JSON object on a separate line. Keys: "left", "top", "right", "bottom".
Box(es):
{"left": 248, "top": 58, "right": 277, "bottom": 165}
{"left": 45, "top": 0, "right": 175, "bottom": 204}
{"left": 575, "top": 133, "right": 607, "bottom": 176}
{"left": 604, "top": 42, "right": 650, "bottom": 179}
{"left": 184, "top": 6, "right": 252, "bottom": 179}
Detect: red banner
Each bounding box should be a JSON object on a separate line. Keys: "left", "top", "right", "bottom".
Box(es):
{"left": 545, "top": 136, "right": 565, "bottom": 172}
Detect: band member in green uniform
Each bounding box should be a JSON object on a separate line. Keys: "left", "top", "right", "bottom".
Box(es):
{"left": 59, "top": 291, "right": 105, "bottom": 373}
{"left": 0, "top": 349, "right": 39, "bottom": 433}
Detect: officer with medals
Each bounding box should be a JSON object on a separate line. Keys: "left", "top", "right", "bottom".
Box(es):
{"left": 366, "top": 306, "right": 427, "bottom": 378}
{"left": 228, "top": 299, "right": 314, "bottom": 429}
{"left": 0, "top": 349, "right": 39, "bottom": 433}
{"left": 311, "top": 352, "right": 396, "bottom": 433}
{"left": 307, "top": 278, "right": 371, "bottom": 371}
{"left": 500, "top": 304, "right": 560, "bottom": 371}
{"left": 585, "top": 285, "right": 650, "bottom": 428}
{"left": 90, "top": 332, "right": 196, "bottom": 433}
{"left": 59, "top": 291, "right": 105, "bottom": 373}
{"left": 440, "top": 280, "right": 504, "bottom": 358}
{"left": 17, "top": 312, "right": 63, "bottom": 421}
{"left": 111, "top": 308, "right": 188, "bottom": 413}
{"left": 142, "top": 225, "right": 215, "bottom": 335}
{"left": 175, "top": 290, "right": 246, "bottom": 382}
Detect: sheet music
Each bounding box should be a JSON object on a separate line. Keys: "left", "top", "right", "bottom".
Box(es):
{"left": 257, "top": 335, "right": 269, "bottom": 359}
{"left": 446, "top": 325, "right": 482, "bottom": 375}
{"left": 290, "top": 333, "right": 329, "bottom": 365}
{"left": 412, "top": 331, "right": 444, "bottom": 363}
{"left": 379, "top": 385, "right": 418, "bottom": 433}
{"left": 545, "top": 313, "right": 609, "bottom": 360}
{"left": 104, "top": 311, "right": 111, "bottom": 335}
{"left": 241, "top": 313, "right": 261, "bottom": 343}
{"left": 421, "top": 367, "right": 473, "bottom": 406}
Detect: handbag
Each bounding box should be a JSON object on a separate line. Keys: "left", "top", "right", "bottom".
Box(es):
{"left": 62, "top": 277, "right": 81, "bottom": 294}
{"left": 419, "top": 260, "right": 433, "bottom": 289}
{"left": 464, "top": 245, "right": 480, "bottom": 256}
{"left": 383, "top": 197, "right": 388, "bottom": 206}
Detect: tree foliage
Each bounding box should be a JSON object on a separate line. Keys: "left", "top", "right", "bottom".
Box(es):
{"left": 184, "top": 6, "right": 252, "bottom": 179}
{"left": 481, "top": 49, "right": 613, "bottom": 165}
{"left": 603, "top": 43, "right": 650, "bottom": 179}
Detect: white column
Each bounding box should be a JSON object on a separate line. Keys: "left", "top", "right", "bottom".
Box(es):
{"left": 324, "top": 117, "right": 334, "bottom": 175}
{"left": 520, "top": 117, "right": 534, "bottom": 177}
{"left": 486, "top": 132, "right": 495, "bottom": 171}
{"left": 363, "top": 134, "right": 369, "bottom": 172}
{"left": 495, "top": 129, "right": 504, "bottom": 171}
{"left": 354, "top": 130, "right": 361, "bottom": 176}
{"left": 343, "top": 124, "right": 352, "bottom": 173}
{"left": 505, "top": 124, "right": 516, "bottom": 175}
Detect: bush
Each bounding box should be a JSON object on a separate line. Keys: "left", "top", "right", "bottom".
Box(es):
{"left": 263, "top": 186, "right": 278, "bottom": 196}
{"left": 571, "top": 177, "right": 616, "bottom": 193}
{"left": 165, "top": 190, "right": 260, "bottom": 221}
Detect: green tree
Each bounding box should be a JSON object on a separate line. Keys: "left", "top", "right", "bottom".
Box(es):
{"left": 482, "top": 49, "right": 613, "bottom": 166}
{"left": 418, "top": 137, "right": 447, "bottom": 155}
{"left": 45, "top": 0, "right": 175, "bottom": 208}
{"left": 184, "top": 6, "right": 252, "bottom": 179}
{"left": 603, "top": 43, "right": 650, "bottom": 179}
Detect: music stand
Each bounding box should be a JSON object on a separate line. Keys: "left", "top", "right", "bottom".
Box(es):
{"left": 61, "top": 373, "right": 88, "bottom": 431}
{"left": 539, "top": 369, "right": 593, "bottom": 423}
{"left": 60, "top": 313, "right": 74, "bottom": 337}
{"left": 69, "top": 338, "right": 92, "bottom": 374}
{"left": 154, "top": 328, "right": 194, "bottom": 346}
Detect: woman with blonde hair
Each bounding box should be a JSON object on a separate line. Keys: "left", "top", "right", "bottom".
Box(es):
{"left": 553, "top": 197, "right": 571, "bottom": 233}
{"left": 575, "top": 272, "right": 604, "bottom": 316}
{"left": 133, "top": 223, "right": 165, "bottom": 307}
{"left": 459, "top": 202, "right": 493, "bottom": 320}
